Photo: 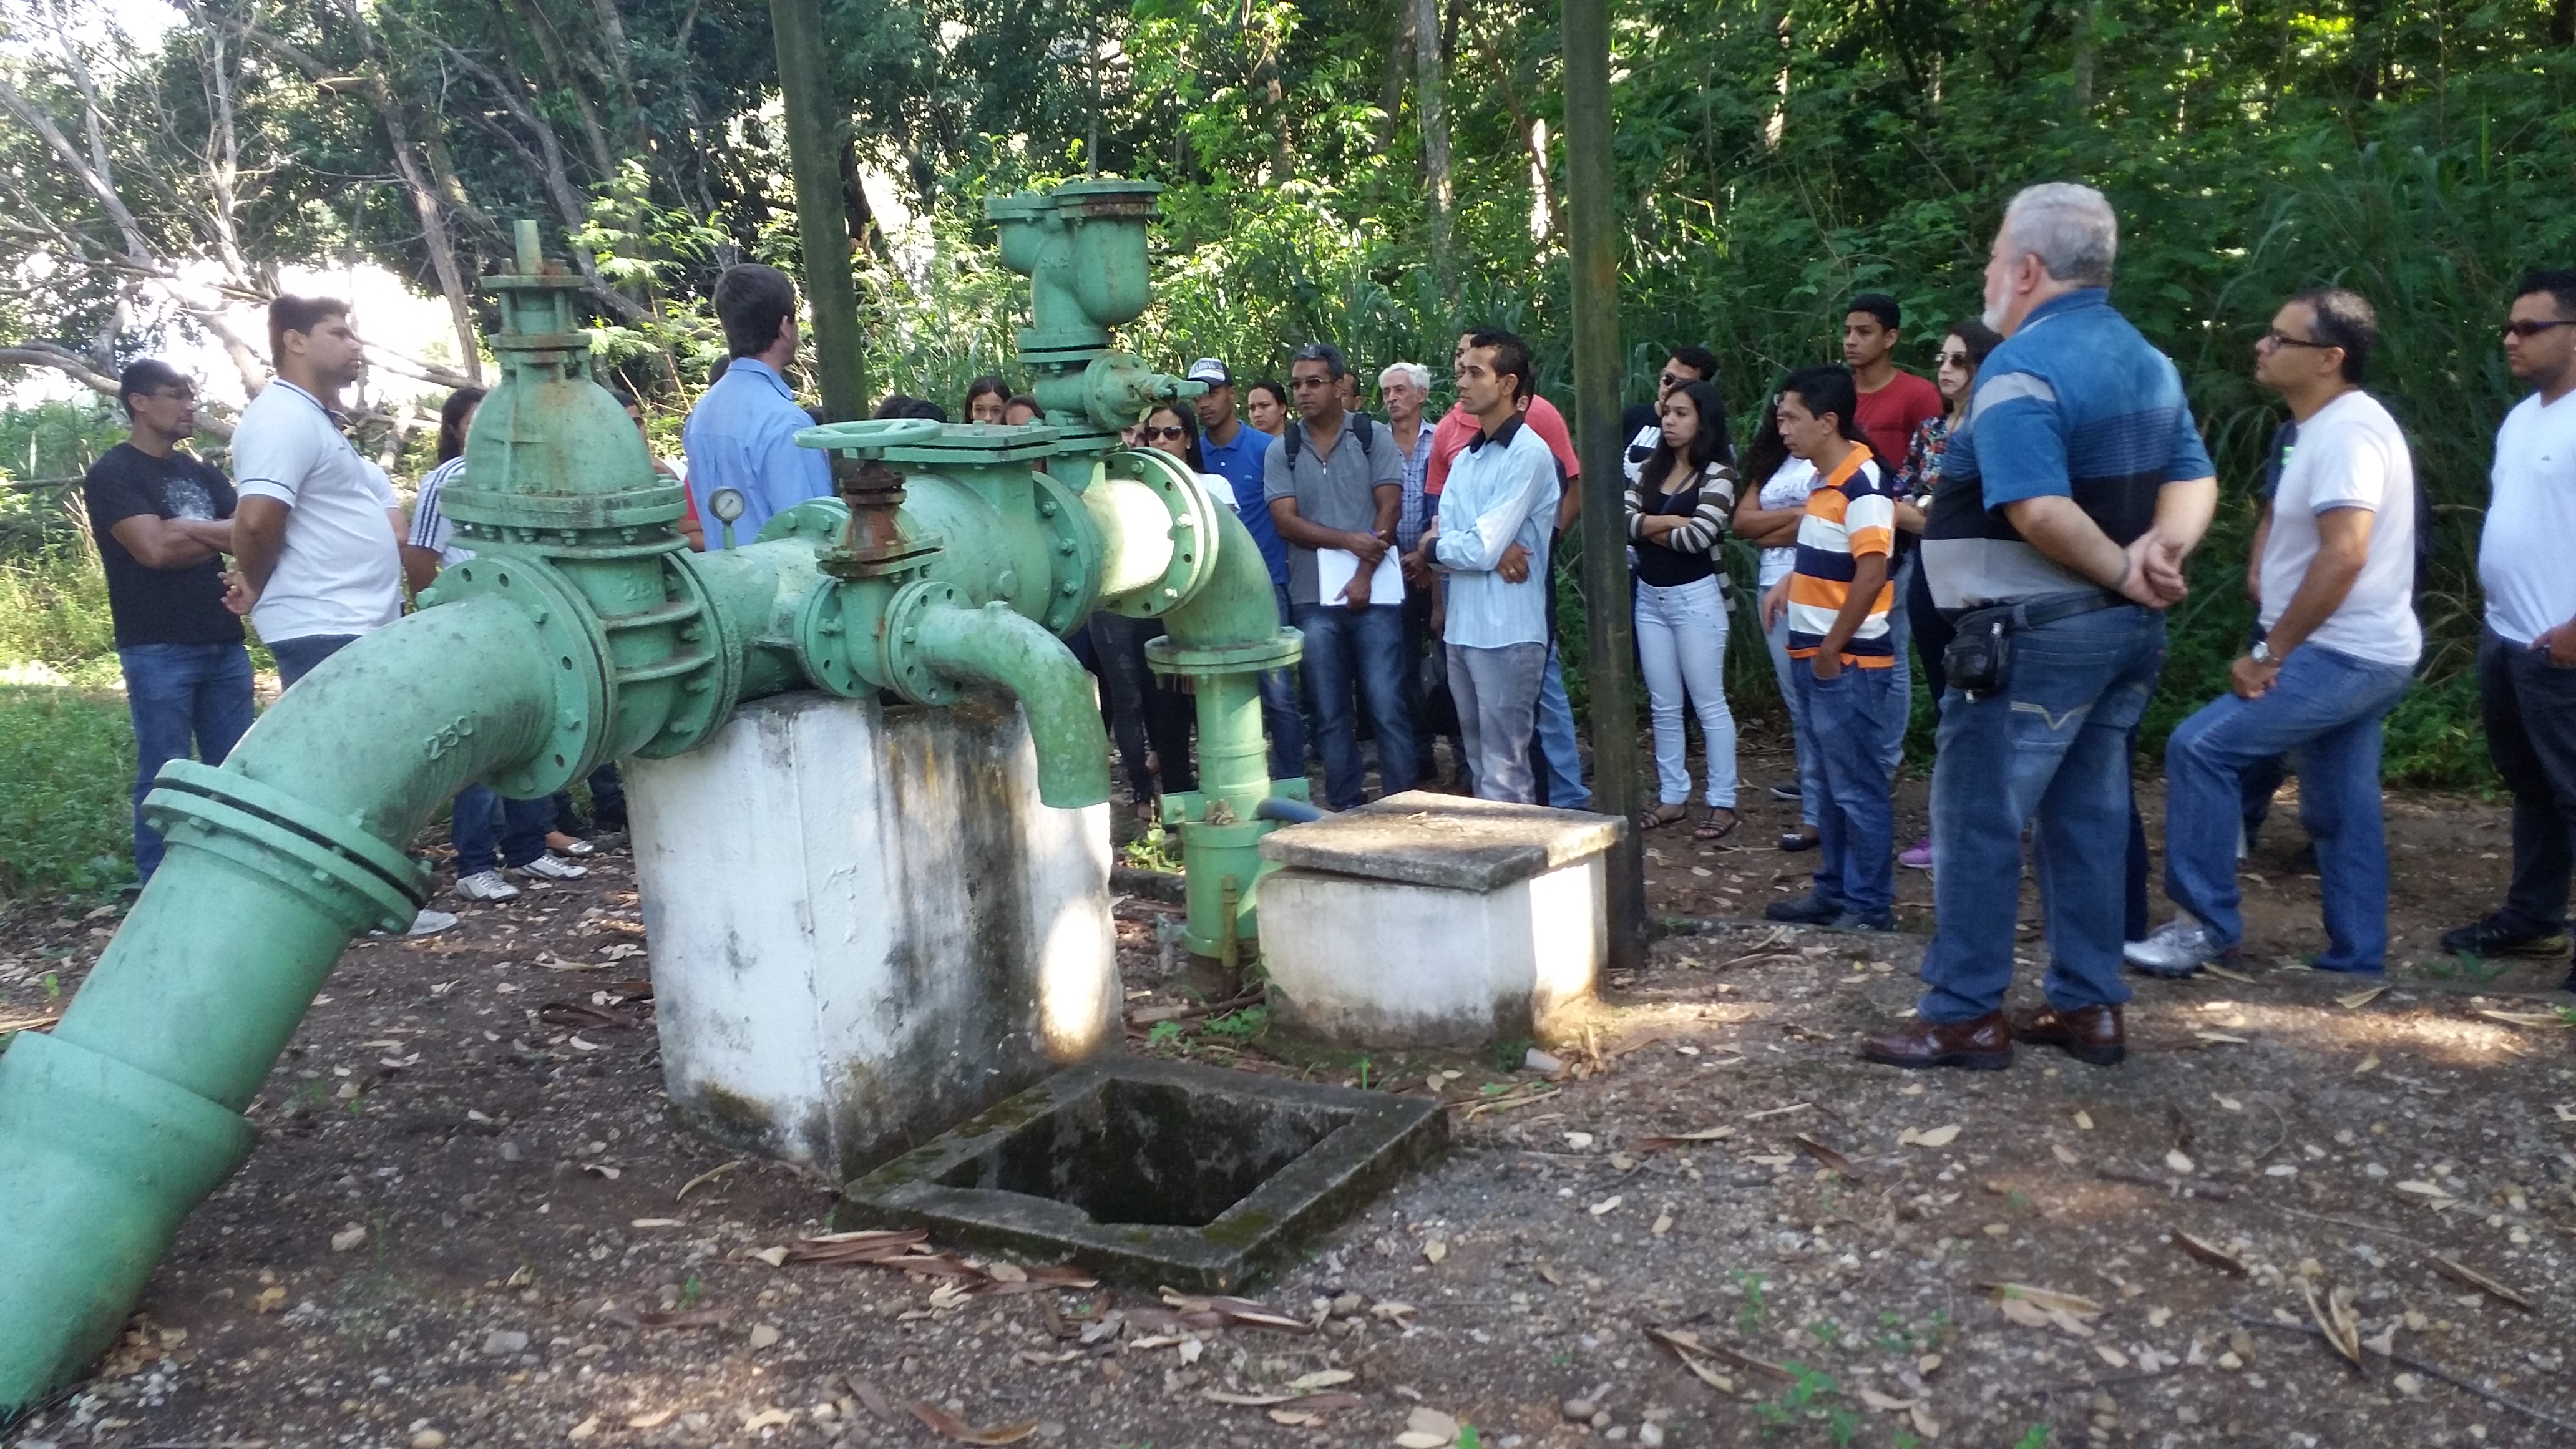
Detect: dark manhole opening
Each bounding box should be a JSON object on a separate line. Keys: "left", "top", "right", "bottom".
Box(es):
{"left": 841, "top": 1056, "right": 1447, "bottom": 1290}
{"left": 951, "top": 1078, "right": 1346, "bottom": 1227}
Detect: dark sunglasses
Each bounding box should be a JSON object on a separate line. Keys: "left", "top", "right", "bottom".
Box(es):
{"left": 1936, "top": 351, "right": 1971, "bottom": 367}
{"left": 2502, "top": 319, "right": 2576, "bottom": 339}
{"left": 1143, "top": 425, "right": 1187, "bottom": 441}
{"left": 1658, "top": 370, "right": 1697, "bottom": 390}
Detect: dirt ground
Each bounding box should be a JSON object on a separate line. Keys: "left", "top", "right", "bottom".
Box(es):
{"left": 2, "top": 737, "right": 2573, "bottom": 1449}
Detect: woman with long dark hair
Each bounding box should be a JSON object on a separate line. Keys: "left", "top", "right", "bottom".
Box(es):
{"left": 963, "top": 375, "right": 1010, "bottom": 424}
{"left": 1091, "top": 402, "right": 1208, "bottom": 821}
{"left": 1626, "top": 379, "right": 1742, "bottom": 841}
{"left": 1892, "top": 318, "right": 2003, "bottom": 869}
{"left": 1243, "top": 379, "right": 1290, "bottom": 436}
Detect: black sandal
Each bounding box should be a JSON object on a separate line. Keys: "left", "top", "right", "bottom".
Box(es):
{"left": 1694, "top": 808, "right": 1738, "bottom": 842}
{"left": 1641, "top": 802, "right": 1689, "bottom": 831}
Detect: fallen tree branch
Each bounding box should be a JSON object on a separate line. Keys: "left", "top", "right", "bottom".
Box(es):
{"left": 2231, "top": 1314, "right": 2576, "bottom": 1435}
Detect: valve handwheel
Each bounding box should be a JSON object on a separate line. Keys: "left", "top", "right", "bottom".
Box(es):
{"left": 796, "top": 417, "right": 945, "bottom": 456}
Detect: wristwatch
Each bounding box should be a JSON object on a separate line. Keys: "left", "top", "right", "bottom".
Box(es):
{"left": 2249, "top": 640, "right": 2276, "bottom": 666}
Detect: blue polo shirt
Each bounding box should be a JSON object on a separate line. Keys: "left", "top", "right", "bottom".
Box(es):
{"left": 1199, "top": 419, "right": 1287, "bottom": 587}
{"left": 681, "top": 358, "right": 832, "bottom": 541}
{"left": 1920, "top": 288, "right": 2214, "bottom": 609}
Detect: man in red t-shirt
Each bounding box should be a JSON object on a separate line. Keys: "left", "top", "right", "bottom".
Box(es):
{"left": 1844, "top": 294, "right": 1944, "bottom": 467}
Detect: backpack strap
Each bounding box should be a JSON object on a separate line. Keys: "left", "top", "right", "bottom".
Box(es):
{"left": 1285, "top": 414, "right": 1373, "bottom": 468}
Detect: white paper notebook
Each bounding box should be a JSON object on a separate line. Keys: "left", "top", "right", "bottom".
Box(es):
{"left": 1315, "top": 547, "right": 1405, "bottom": 607}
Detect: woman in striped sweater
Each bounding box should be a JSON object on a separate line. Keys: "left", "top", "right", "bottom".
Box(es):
{"left": 1625, "top": 379, "right": 1743, "bottom": 841}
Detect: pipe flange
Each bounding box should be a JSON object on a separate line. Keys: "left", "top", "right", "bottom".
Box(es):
{"left": 425, "top": 555, "right": 612, "bottom": 796}
{"left": 143, "top": 759, "right": 426, "bottom": 933}
{"left": 442, "top": 480, "right": 688, "bottom": 535}
{"left": 1100, "top": 446, "right": 1220, "bottom": 618}
{"left": 877, "top": 578, "right": 964, "bottom": 706}
{"left": 756, "top": 497, "right": 855, "bottom": 547}
{"left": 632, "top": 552, "right": 742, "bottom": 758}
{"left": 791, "top": 578, "right": 877, "bottom": 700}
{"left": 1028, "top": 469, "right": 1103, "bottom": 635}
{"left": 1145, "top": 628, "right": 1303, "bottom": 679}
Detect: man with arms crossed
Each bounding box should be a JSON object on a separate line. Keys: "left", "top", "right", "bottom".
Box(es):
{"left": 1866, "top": 183, "right": 2217, "bottom": 1070}
{"left": 82, "top": 360, "right": 253, "bottom": 884}
{"left": 2129, "top": 289, "right": 2416, "bottom": 979}
{"left": 2438, "top": 270, "right": 2576, "bottom": 983}
{"left": 1423, "top": 331, "right": 1561, "bottom": 803}
{"left": 228, "top": 295, "right": 456, "bottom": 934}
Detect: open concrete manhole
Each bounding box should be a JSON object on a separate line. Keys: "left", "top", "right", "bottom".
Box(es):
{"left": 839, "top": 1056, "right": 1447, "bottom": 1290}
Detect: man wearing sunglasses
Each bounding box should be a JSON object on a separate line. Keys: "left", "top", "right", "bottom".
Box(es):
{"left": 2129, "top": 289, "right": 2417, "bottom": 981}
{"left": 82, "top": 361, "right": 256, "bottom": 884}
{"left": 2439, "top": 271, "right": 2576, "bottom": 978}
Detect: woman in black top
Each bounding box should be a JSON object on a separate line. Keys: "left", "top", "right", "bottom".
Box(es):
{"left": 1624, "top": 380, "right": 1742, "bottom": 841}
{"left": 1093, "top": 404, "right": 1204, "bottom": 822}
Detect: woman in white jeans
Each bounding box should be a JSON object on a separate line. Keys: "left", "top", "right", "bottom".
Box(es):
{"left": 1624, "top": 380, "right": 1741, "bottom": 841}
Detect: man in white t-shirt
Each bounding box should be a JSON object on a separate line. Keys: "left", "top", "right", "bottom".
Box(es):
{"left": 2441, "top": 270, "right": 2576, "bottom": 978}
{"left": 227, "top": 295, "right": 456, "bottom": 936}
{"left": 2130, "top": 289, "right": 2417, "bottom": 978}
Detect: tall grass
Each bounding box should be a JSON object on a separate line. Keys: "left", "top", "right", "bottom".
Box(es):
{"left": 0, "top": 686, "right": 134, "bottom": 899}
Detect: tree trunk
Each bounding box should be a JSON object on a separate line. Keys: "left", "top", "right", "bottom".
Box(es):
{"left": 1377, "top": 0, "right": 1415, "bottom": 152}
{"left": 1413, "top": 0, "right": 1453, "bottom": 309}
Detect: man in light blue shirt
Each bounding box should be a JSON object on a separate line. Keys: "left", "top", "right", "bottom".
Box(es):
{"left": 1427, "top": 330, "right": 1559, "bottom": 804}
{"left": 683, "top": 264, "right": 832, "bottom": 541}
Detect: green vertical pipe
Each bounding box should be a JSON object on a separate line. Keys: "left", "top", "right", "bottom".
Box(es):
{"left": 0, "top": 597, "right": 559, "bottom": 1405}
{"left": 907, "top": 602, "right": 1114, "bottom": 809}
{"left": 769, "top": 0, "right": 865, "bottom": 422}
{"left": 1562, "top": 0, "right": 1645, "bottom": 972}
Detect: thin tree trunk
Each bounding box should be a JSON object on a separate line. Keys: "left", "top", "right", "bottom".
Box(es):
{"left": 1376, "top": 0, "right": 1415, "bottom": 151}
{"left": 1413, "top": 0, "right": 1453, "bottom": 309}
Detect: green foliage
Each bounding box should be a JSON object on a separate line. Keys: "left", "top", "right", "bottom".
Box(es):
{"left": 0, "top": 685, "right": 135, "bottom": 899}
{"left": 2011, "top": 1427, "right": 2052, "bottom": 1449}
{"left": 0, "top": 549, "right": 117, "bottom": 678}
{"left": 1202, "top": 1005, "right": 1270, "bottom": 1040}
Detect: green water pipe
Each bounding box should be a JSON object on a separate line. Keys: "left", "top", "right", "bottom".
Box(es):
{"left": 907, "top": 600, "right": 1113, "bottom": 808}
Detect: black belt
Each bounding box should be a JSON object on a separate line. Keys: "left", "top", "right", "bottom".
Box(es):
{"left": 1943, "top": 590, "right": 2129, "bottom": 630}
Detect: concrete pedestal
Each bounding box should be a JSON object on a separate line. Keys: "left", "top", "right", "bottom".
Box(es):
{"left": 625, "top": 690, "right": 1116, "bottom": 1182}
{"left": 1254, "top": 791, "right": 1621, "bottom": 1048}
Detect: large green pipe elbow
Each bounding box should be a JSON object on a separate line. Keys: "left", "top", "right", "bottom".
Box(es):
{"left": 907, "top": 600, "right": 1113, "bottom": 809}
{"left": 0, "top": 597, "right": 559, "bottom": 1410}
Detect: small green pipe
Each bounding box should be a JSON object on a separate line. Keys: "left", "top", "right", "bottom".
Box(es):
{"left": 907, "top": 602, "right": 1113, "bottom": 809}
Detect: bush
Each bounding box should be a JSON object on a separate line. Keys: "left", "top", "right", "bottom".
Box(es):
{"left": 0, "top": 549, "right": 115, "bottom": 674}
{"left": 0, "top": 685, "right": 134, "bottom": 899}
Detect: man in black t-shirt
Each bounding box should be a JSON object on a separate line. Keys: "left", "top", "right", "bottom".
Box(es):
{"left": 1621, "top": 344, "right": 1731, "bottom": 479}
{"left": 82, "top": 359, "right": 256, "bottom": 883}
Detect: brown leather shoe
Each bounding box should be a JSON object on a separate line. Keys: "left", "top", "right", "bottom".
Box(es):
{"left": 1860, "top": 1012, "right": 2013, "bottom": 1071}
{"left": 2010, "top": 1003, "right": 2125, "bottom": 1066}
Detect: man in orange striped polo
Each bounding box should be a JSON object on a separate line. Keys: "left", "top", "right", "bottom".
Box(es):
{"left": 1760, "top": 364, "right": 1901, "bottom": 931}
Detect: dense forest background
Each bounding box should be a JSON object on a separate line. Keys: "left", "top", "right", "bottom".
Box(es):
{"left": 6, "top": 0, "right": 2573, "bottom": 788}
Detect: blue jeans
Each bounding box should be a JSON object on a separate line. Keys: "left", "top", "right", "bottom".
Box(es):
{"left": 117, "top": 641, "right": 258, "bottom": 881}
{"left": 1765, "top": 607, "right": 1827, "bottom": 829}
{"left": 270, "top": 633, "right": 362, "bottom": 690}
{"left": 1295, "top": 602, "right": 1417, "bottom": 809}
{"left": 452, "top": 784, "right": 559, "bottom": 875}
{"left": 1880, "top": 552, "right": 1915, "bottom": 780}
{"left": 2162, "top": 645, "right": 2413, "bottom": 972}
{"left": 1795, "top": 661, "right": 1900, "bottom": 919}
{"left": 1265, "top": 583, "right": 1307, "bottom": 781}
{"left": 1530, "top": 643, "right": 1590, "bottom": 810}
{"left": 1918, "top": 603, "right": 2165, "bottom": 1023}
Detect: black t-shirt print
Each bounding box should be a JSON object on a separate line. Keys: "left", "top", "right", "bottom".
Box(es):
{"left": 81, "top": 441, "right": 245, "bottom": 647}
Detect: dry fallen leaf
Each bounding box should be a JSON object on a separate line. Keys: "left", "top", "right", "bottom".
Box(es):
{"left": 1588, "top": 1194, "right": 1624, "bottom": 1217}
{"left": 748, "top": 1246, "right": 788, "bottom": 1268}
{"left": 2195, "top": 1031, "right": 2251, "bottom": 1045}
{"left": 1794, "top": 1134, "right": 1867, "bottom": 1179}
{"left": 2173, "top": 1229, "right": 2250, "bottom": 1276}
{"left": 2336, "top": 985, "right": 2387, "bottom": 1010}
{"left": 1289, "top": 1369, "right": 1355, "bottom": 1391}
{"left": 1910, "top": 1403, "right": 1941, "bottom": 1439}
{"left": 906, "top": 1402, "right": 1038, "bottom": 1445}
{"left": 1982, "top": 1283, "right": 2104, "bottom": 1317}
{"left": 2212, "top": 1093, "right": 2243, "bottom": 1111}
{"left": 2165, "top": 1150, "right": 2197, "bottom": 1175}
{"left": 985, "top": 1262, "right": 1028, "bottom": 1284}
{"left": 746, "top": 1324, "right": 781, "bottom": 1350}
{"left": 739, "top": 1410, "right": 793, "bottom": 1432}
{"left": 2353, "top": 1052, "right": 2381, "bottom": 1075}
{"left": 1422, "top": 1239, "right": 1448, "bottom": 1264}
{"left": 2051, "top": 1143, "right": 2081, "bottom": 1165}
{"left": 2395, "top": 1180, "right": 2456, "bottom": 1203}
{"left": 2202, "top": 962, "right": 2257, "bottom": 983}
{"left": 1636, "top": 1126, "right": 1735, "bottom": 1151}
{"left": 1403, "top": 1406, "right": 1461, "bottom": 1444}
{"left": 2476, "top": 1009, "right": 2572, "bottom": 1029}
{"left": 2073, "top": 1111, "right": 2095, "bottom": 1131}
{"left": 330, "top": 1225, "right": 367, "bottom": 1254}
{"left": 2301, "top": 1279, "right": 2362, "bottom": 1365}
{"left": 2429, "top": 1254, "right": 2535, "bottom": 1312}
{"left": 1276, "top": 1411, "right": 1326, "bottom": 1428}
{"left": 1899, "top": 1123, "right": 1963, "bottom": 1149}
{"left": 1652, "top": 1212, "right": 1674, "bottom": 1237}
{"left": 625, "top": 1410, "right": 675, "bottom": 1430}
{"left": 1857, "top": 1389, "right": 1921, "bottom": 1412}
{"left": 567, "top": 1414, "right": 600, "bottom": 1442}
{"left": 2094, "top": 1344, "right": 2130, "bottom": 1367}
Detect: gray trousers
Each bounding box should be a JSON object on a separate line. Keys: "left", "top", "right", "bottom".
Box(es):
{"left": 1447, "top": 641, "right": 1548, "bottom": 804}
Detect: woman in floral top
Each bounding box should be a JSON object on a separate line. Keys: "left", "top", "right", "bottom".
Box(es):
{"left": 1893, "top": 318, "right": 2001, "bottom": 870}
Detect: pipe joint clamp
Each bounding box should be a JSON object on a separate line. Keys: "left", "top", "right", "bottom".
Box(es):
{"left": 143, "top": 759, "right": 427, "bottom": 934}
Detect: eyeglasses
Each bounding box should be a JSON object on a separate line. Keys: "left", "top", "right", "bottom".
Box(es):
{"left": 147, "top": 387, "right": 200, "bottom": 402}
{"left": 1143, "top": 425, "right": 1187, "bottom": 441}
{"left": 2501, "top": 319, "right": 2576, "bottom": 339}
{"left": 2258, "top": 329, "right": 2333, "bottom": 351}
{"left": 1290, "top": 376, "right": 1334, "bottom": 390}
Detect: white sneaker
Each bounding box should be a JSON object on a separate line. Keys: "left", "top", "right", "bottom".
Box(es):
{"left": 2123, "top": 915, "right": 2223, "bottom": 978}
{"left": 456, "top": 869, "right": 520, "bottom": 902}
{"left": 406, "top": 908, "right": 459, "bottom": 937}
{"left": 507, "top": 854, "right": 588, "bottom": 882}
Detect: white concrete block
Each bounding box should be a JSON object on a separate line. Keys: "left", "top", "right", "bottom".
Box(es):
{"left": 625, "top": 689, "right": 1116, "bottom": 1181}
{"left": 1254, "top": 792, "right": 1618, "bottom": 1049}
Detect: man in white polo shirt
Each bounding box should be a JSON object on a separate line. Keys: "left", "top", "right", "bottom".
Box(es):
{"left": 228, "top": 295, "right": 459, "bottom": 935}
{"left": 2441, "top": 270, "right": 2576, "bottom": 982}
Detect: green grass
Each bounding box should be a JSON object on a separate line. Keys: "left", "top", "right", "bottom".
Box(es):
{"left": 0, "top": 685, "right": 135, "bottom": 900}
{"left": 0, "top": 549, "right": 117, "bottom": 675}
